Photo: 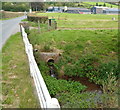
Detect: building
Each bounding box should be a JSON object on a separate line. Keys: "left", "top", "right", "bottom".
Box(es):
{"left": 46, "top": 7, "right": 62, "bottom": 13}
{"left": 91, "top": 6, "right": 120, "bottom": 14}
{"left": 46, "top": 6, "right": 91, "bottom": 14}
{"left": 91, "top": 6, "right": 108, "bottom": 14}
{"left": 64, "top": 7, "right": 91, "bottom": 14}
{"left": 103, "top": 8, "right": 120, "bottom": 15}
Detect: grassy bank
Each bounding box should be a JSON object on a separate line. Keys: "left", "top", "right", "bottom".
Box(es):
{"left": 28, "top": 29, "right": 118, "bottom": 108}
{"left": 2, "top": 33, "right": 39, "bottom": 108}
{"left": 37, "top": 13, "right": 118, "bottom": 28}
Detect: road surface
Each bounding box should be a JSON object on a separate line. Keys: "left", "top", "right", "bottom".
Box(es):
{"left": 0, "top": 16, "right": 26, "bottom": 49}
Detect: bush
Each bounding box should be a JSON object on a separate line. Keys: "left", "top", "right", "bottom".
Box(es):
{"left": 44, "top": 75, "right": 87, "bottom": 97}
{"left": 27, "top": 15, "right": 48, "bottom": 23}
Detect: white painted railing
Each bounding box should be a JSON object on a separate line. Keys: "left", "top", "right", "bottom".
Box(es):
{"left": 20, "top": 25, "right": 60, "bottom": 110}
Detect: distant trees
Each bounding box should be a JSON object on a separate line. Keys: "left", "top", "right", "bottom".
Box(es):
{"left": 103, "top": 3, "right": 106, "bottom": 7}
{"left": 96, "top": 3, "right": 98, "bottom": 6}
{"left": 30, "top": 2, "right": 45, "bottom": 11}
{"left": 2, "top": 2, "right": 29, "bottom": 12}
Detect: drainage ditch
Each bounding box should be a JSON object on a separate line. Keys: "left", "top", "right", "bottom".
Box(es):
{"left": 34, "top": 50, "right": 102, "bottom": 92}
{"left": 46, "top": 59, "right": 102, "bottom": 92}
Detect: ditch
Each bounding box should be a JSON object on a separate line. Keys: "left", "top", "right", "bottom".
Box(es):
{"left": 46, "top": 57, "right": 102, "bottom": 92}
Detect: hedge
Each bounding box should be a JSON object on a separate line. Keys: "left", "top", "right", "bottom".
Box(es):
{"left": 27, "top": 14, "right": 48, "bottom": 23}
{"left": 1, "top": 11, "right": 24, "bottom": 19}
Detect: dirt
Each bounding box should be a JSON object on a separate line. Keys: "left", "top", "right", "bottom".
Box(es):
{"left": 61, "top": 75, "right": 102, "bottom": 92}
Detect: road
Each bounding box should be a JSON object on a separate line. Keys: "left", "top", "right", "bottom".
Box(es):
{"left": 0, "top": 16, "right": 26, "bottom": 49}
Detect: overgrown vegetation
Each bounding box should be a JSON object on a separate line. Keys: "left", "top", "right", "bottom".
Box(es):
{"left": 28, "top": 28, "right": 118, "bottom": 108}
{"left": 2, "top": 33, "right": 39, "bottom": 108}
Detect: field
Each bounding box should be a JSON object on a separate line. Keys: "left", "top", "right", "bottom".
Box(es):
{"left": 28, "top": 29, "right": 118, "bottom": 108}
{"left": 23, "top": 12, "right": 119, "bottom": 108}
{"left": 83, "top": 2, "right": 118, "bottom": 8}
{"left": 37, "top": 13, "right": 118, "bottom": 28}
{"left": 2, "top": 33, "right": 39, "bottom": 108}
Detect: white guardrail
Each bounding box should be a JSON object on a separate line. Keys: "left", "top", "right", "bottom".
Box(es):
{"left": 20, "top": 25, "right": 60, "bottom": 110}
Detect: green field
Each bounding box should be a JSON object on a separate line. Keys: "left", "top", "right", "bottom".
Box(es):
{"left": 24, "top": 12, "right": 118, "bottom": 108}
{"left": 28, "top": 29, "right": 118, "bottom": 108}
{"left": 83, "top": 2, "right": 118, "bottom": 8}
{"left": 2, "top": 33, "right": 39, "bottom": 108}
{"left": 37, "top": 13, "right": 118, "bottom": 28}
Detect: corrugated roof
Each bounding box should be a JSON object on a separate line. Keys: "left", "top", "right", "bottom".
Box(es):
{"left": 105, "top": 8, "right": 120, "bottom": 11}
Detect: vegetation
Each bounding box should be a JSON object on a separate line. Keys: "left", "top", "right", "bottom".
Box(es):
{"left": 27, "top": 14, "right": 48, "bottom": 23}
{"left": 28, "top": 28, "right": 118, "bottom": 108}
{"left": 83, "top": 2, "right": 118, "bottom": 8}
{"left": 2, "top": 33, "right": 39, "bottom": 108}
{"left": 2, "top": 2, "right": 29, "bottom": 12}
{"left": 1, "top": 11, "right": 24, "bottom": 20}
{"left": 37, "top": 13, "right": 118, "bottom": 28}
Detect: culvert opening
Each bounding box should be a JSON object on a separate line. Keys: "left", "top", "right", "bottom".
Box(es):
{"left": 47, "top": 59, "right": 58, "bottom": 79}
{"left": 47, "top": 59, "right": 54, "bottom": 66}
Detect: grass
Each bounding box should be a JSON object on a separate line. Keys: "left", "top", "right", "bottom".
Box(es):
{"left": 83, "top": 2, "right": 118, "bottom": 8}
{"left": 28, "top": 29, "right": 118, "bottom": 108}
{"left": 37, "top": 13, "right": 118, "bottom": 28}
{"left": 2, "top": 33, "right": 39, "bottom": 108}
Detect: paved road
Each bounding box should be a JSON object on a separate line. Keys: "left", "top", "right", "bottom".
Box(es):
{"left": 0, "top": 16, "right": 26, "bottom": 49}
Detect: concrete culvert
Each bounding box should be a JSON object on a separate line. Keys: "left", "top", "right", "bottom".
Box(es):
{"left": 47, "top": 58, "right": 54, "bottom": 66}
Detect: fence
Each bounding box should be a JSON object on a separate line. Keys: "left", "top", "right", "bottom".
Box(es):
{"left": 20, "top": 25, "right": 60, "bottom": 110}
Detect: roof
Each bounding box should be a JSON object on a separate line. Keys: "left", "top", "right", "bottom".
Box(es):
{"left": 63, "top": 7, "right": 90, "bottom": 10}
{"left": 105, "top": 8, "right": 120, "bottom": 11}
{"left": 93, "top": 6, "right": 108, "bottom": 9}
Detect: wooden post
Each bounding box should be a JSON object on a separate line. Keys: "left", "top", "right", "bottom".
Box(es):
{"left": 38, "top": 20, "right": 40, "bottom": 33}
{"left": 55, "top": 21, "right": 57, "bottom": 29}
{"left": 48, "top": 19, "right": 49, "bottom": 31}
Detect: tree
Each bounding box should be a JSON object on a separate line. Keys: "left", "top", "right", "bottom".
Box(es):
{"left": 31, "top": 2, "right": 45, "bottom": 11}
{"left": 96, "top": 3, "right": 98, "bottom": 6}
{"left": 103, "top": 3, "right": 106, "bottom": 7}
{"left": 2, "top": 2, "right": 29, "bottom": 12}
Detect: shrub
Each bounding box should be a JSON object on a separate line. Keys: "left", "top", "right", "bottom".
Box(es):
{"left": 27, "top": 15, "right": 48, "bottom": 23}
{"left": 44, "top": 75, "right": 87, "bottom": 97}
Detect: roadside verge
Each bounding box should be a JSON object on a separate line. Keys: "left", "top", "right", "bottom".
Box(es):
{"left": 2, "top": 32, "right": 39, "bottom": 108}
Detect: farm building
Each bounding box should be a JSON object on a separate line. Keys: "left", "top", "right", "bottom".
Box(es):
{"left": 103, "top": 8, "right": 120, "bottom": 14}
{"left": 46, "top": 7, "right": 62, "bottom": 13}
{"left": 91, "top": 6, "right": 108, "bottom": 14}
{"left": 64, "top": 7, "right": 91, "bottom": 14}
{"left": 91, "top": 6, "right": 120, "bottom": 14}
{"left": 46, "top": 6, "right": 91, "bottom": 14}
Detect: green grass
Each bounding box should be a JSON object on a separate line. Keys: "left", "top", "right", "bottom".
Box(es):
{"left": 83, "top": 2, "right": 118, "bottom": 8}
{"left": 29, "top": 29, "right": 118, "bottom": 83}
{"left": 2, "top": 33, "right": 39, "bottom": 108}
{"left": 28, "top": 29, "right": 118, "bottom": 108}
{"left": 37, "top": 13, "right": 118, "bottom": 28}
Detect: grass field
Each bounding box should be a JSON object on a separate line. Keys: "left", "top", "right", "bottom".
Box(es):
{"left": 23, "top": 11, "right": 118, "bottom": 108}
{"left": 83, "top": 2, "right": 118, "bottom": 8}
{"left": 37, "top": 13, "right": 118, "bottom": 28}
{"left": 28, "top": 29, "right": 118, "bottom": 108}
{"left": 2, "top": 33, "right": 39, "bottom": 108}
